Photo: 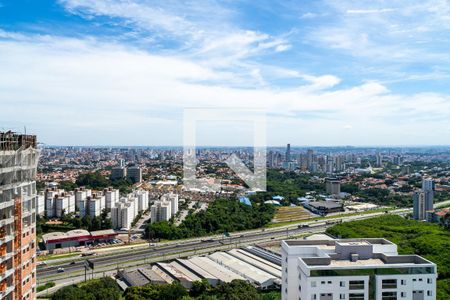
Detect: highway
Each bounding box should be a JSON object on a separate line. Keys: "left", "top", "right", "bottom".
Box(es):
{"left": 37, "top": 209, "right": 410, "bottom": 284}
{"left": 37, "top": 223, "right": 328, "bottom": 279}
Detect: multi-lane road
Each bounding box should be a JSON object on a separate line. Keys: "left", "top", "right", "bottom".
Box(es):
{"left": 37, "top": 223, "right": 327, "bottom": 279}
{"left": 37, "top": 208, "right": 411, "bottom": 288}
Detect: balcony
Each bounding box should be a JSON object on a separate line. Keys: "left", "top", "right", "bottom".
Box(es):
{"left": 0, "top": 268, "right": 14, "bottom": 281}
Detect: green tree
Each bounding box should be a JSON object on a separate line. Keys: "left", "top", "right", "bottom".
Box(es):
{"left": 190, "top": 280, "right": 211, "bottom": 297}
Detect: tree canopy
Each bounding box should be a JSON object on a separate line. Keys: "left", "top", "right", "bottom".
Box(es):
{"left": 327, "top": 215, "right": 450, "bottom": 299}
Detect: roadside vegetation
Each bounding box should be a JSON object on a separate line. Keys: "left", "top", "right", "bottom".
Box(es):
{"left": 50, "top": 277, "right": 122, "bottom": 300}
{"left": 145, "top": 199, "right": 275, "bottom": 240}
{"left": 326, "top": 215, "right": 450, "bottom": 300}
{"left": 37, "top": 281, "right": 55, "bottom": 293}
{"left": 124, "top": 279, "right": 279, "bottom": 300}
{"left": 50, "top": 278, "right": 280, "bottom": 300}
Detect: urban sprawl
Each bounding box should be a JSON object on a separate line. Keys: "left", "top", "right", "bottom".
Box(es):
{"left": 1, "top": 132, "right": 450, "bottom": 300}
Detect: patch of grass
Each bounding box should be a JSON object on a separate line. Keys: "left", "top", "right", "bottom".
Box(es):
{"left": 37, "top": 281, "right": 55, "bottom": 293}
{"left": 38, "top": 252, "right": 80, "bottom": 262}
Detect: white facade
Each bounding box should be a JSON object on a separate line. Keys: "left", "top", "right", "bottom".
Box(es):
{"left": 163, "top": 193, "right": 178, "bottom": 216}
{"left": 281, "top": 238, "right": 437, "bottom": 300}
{"left": 104, "top": 187, "right": 120, "bottom": 210}
{"left": 79, "top": 199, "right": 88, "bottom": 218}
{"left": 88, "top": 197, "right": 103, "bottom": 217}
{"left": 36, "top": 192, "right": 45, "bottom": 216}
{"left": 54, "top": 193, "right": 74, "bottom": 217}
{"left": 110, "top": 190, "right": 148, "bottom": 229}
{"left": 75, "top": 187, "right": 91, "bottom": 210}
{"left": 44, "top": 189, "right": 75, "bottom": 217}
{"left": 111, "top": 200, "right": 135, "bottom": 229}
{"left": 150, "top": 200, "right": 171, "bottom": 223}
{"left": 134, "top": 189, "right": 149, "bottom": 212}
{"left": 120, "top": 202, "right": 135, "bottom": 229}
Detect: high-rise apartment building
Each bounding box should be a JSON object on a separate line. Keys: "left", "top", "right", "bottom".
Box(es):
{"left": 0, "top": 132, "right": 39, "bottom": 300}
{"left": 150, "top": 201, "right": 171, "bottom": 224}
{"left": 127, "top": 166, "right": 142, "bottom": 183}
{"left": 413, "top": 178, "right": 434, "bottom": 221}
{"left": 325, "top": 178, "right": 341, "bottom": 196}
{"left": 285, "top": 144, "right": 291, "bottom": 163}
{"left": 282, "top": 237, "right": 437, "bottom": 300}
{"left": 110, "top": 166, "right": 127, "bottom": 181}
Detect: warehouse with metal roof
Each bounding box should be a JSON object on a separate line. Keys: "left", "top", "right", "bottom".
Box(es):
{"left": 208, "top": 251, "right": 277, "bottom": 289}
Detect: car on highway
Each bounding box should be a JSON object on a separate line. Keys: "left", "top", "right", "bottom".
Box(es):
{"left": 57, "top": 267, "right": 65, "bottom": 273}
{"left": 69, "top": 261, "right": 76, "bottom": 265}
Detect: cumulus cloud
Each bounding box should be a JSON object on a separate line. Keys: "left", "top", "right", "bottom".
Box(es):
{"left": 0, "top": 32, "right": 449, "bottom": 145}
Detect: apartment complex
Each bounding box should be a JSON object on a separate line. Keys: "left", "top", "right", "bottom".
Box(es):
{"left": 0, "top": 132, "right": 39, "bottom": 300}
{"left": 111, "top": 190, "right": 149, "bottom": 229}
{"left": 281, "top": 237, "right": 437, "bottom": 300}
{"left": 150, "top": 193, "right": 178, "bottom": 224}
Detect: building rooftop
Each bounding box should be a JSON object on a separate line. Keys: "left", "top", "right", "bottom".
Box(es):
{"left": 283, "top": 238, "right": 436, "bottom": 270}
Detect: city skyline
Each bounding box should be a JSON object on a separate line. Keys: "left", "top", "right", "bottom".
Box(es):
{"left": 1, "top": 0, "right": 450, "bottom": 145}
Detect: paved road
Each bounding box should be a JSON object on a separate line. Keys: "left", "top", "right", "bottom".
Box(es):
{"left": 37, "top": 224, "right": 327, "bottom": 279}
{"left": 37, "top": 209, "right": 410, "bottom": 284}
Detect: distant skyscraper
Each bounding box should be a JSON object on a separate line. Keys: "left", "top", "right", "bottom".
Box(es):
{"left": 326, "top": 178, "right": 341, "bottom": 195}
{"left": 413, "top": 178, "right": 434, "bottom": 220}
{"left": 376, "top": 153, "right": 382, "bottom": 167}
{"left": 413, "top": 191, "right": 427, "bottom": 220}
{"left": 422, "top": 178, "right": 435, "bottom": 192}
{"left": 111, "top": 165, "right": 127, "bottom": 181}
{"left": 285, "top": 143, "right": 291, "bottom": 162}
{"left": 127, "top": 166, "right": 142, "bottom": 183}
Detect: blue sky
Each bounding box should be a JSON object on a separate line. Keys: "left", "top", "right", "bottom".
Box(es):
{"left": 0, "top": 0, "right": 449, "bottom": 146}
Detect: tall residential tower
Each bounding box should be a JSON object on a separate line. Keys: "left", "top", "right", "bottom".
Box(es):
{"left": 0, "top": 132, "right": 39, "bottom": 300}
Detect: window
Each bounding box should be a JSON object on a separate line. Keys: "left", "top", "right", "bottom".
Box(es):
{"left": 401, "top": 292, "right": 406, "bottom": 298}
{"left": 311, "top": 281, "right": 317, "bottom": 287}
{"left": 349, "top": 281, "right": 365, "bottom": 290}
{"left": 382, "top": 279, "right": 397, "bottom": 289}
{"left": 401, "top": 279, "right": 406, "bottom": 285}
{"left": 382, "top": 292, "right": 397, "bottom": 300}
{"left": 349, "top": 293, "right": 364, "bottom": 300}
{"left": 340, "top": 281, "right": 345, "bottom": 287}
{"left": 321, "top": 281, "right": 326, "bottom": 285}
{"left": 340, "top": 294, "right": 345, "bottom": 299}
{"left": 427, "top": 291, "right": 432, "bottom": 296}
{"left": 311, "top": 295, "right": 317, "bottom": 300}
{"left": 427, "top": 278, "right": 432, "bottom": 284}
{"left": 328, "top": 281, "right": 332, "bottom": 284}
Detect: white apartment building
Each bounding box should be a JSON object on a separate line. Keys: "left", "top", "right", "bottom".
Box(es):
{"left": 55, "top": 192, "right": 75, "bottom": 217}
{"left": 150, "top": 200, "right": 171, "bottom": 223}
{"left": 281, "top": 238, "right": 437, "bottom": 300}
{"left": 111, "top": 200, "right": 135, "bottom": 229}
{"left": 135, "top": 189, "right": 149, "bottom": 212}
{"left": 86, "top": 193, "right": 105, "bottom": 217}
{"left": 44, "top": 189, "right": 75, "bottom": 218}
{"left": 161, "top": 193, "right": 178, "bottom": 216}
{"left": 36, "top": 191, "right": 45, "bottom": 216}
{"left": 110, "top": 189, "right": 148, "bottom": 229}
{"left": 75, "top": 187, "right": 92, "bottom": 210}
{"left": 104, "top": 187, "right": 120, "bottom": 210}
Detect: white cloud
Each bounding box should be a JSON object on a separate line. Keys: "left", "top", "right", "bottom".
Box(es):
{"left": 0, "top": 32, "right": 449, "bottom": 145}
{"left": 346, "top": 8, "right": 395, "bottom": 14}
